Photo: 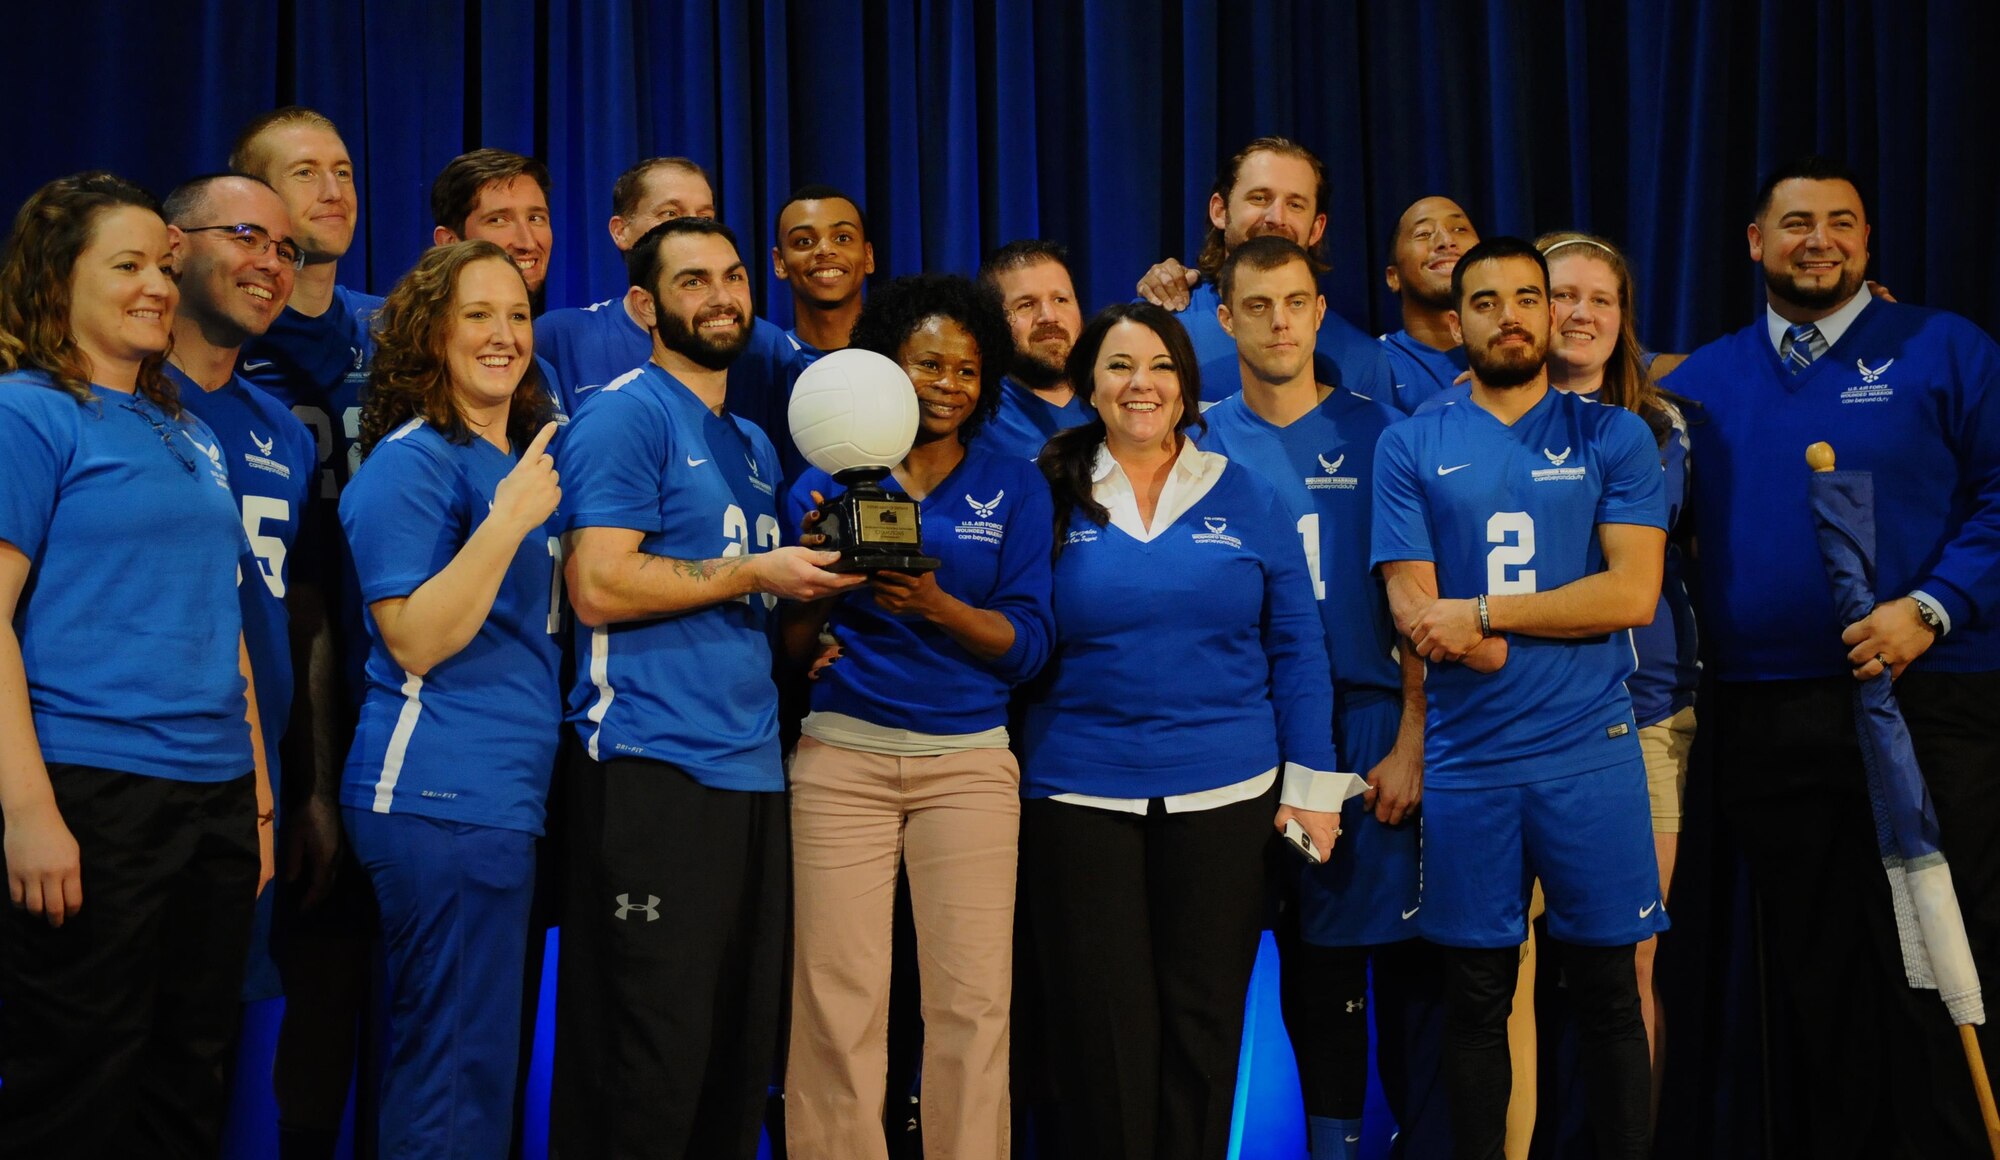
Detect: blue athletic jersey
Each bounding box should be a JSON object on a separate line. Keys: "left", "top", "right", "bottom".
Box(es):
{"left": 561, "top": 362, "right": 787, "bottom": 790}
{"left": 1371, "top": 387, "right": 1667, "bottom": 788}
{"left": 241, "top": 286, "right": 384, "bottom": 713}
{"left": 970, "top": 375, "right": 1093, "bottom": 461}
{"left": 1021, "top": 460, "right": 1339, "bottom": 798}
{"left": 1669, "top": 299, "right": 2000, "bottom": 678}
{"left": 172, "top": 366, "right": 317, "bottom": 786}
{"left": 1174, "top": 282, "right": 1394, "bottom": 404}
{"left": 1416, "top": 385, "right": 1699, "bottom": 726}
{"left": 1199, "top": 388, "right": 1403, "bottom": 695}
{"left": 785, "top": 328, "right": 825, "bottom": 365}
{"left": 784, "top": 448, "right": 1055, "bottom": 733}
{"left": 0, "top": 374, "right": 252, "bottom": 781}
{"left": 337, "top": 421, "right": 562, "bottom": 834}
{"left": 1379, "top": 330, "right": 1468, "bottom": 415}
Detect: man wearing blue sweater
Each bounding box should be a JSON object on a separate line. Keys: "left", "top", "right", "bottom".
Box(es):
{"left": 1133, "top": 136, "right": 1395, "bottom": 405}
{"left": 1373, "top": 238, "right": 1667, "bottom": 1160}
{"left": 1666, "top": 156, "right": 2000, "bottom": 1159}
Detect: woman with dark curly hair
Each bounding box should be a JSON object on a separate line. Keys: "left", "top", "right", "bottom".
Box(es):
{"left": 0, "top": 172, "right": 274, "bottom": 1154}
{"left": 780, "top": 273, "right": 1054, "bottom": 1160}
{"left": 337, "top": 239, "right": 563, "bottom": 1157}
{"left": 1023, "top": 302, "right": 1357, "bottom": 1160}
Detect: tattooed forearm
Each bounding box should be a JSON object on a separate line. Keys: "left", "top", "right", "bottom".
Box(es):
{"left": 648, "top": 554, "right": 748, "bottom": 582}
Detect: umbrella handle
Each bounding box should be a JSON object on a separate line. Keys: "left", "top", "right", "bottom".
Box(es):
{"left": 1959, "top": 1024, "right": 2000, "bottom": 1159}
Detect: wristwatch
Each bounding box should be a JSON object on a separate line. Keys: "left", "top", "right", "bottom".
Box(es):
{"left": 1912, "top": 595, "right": 1945, "bottom": 634}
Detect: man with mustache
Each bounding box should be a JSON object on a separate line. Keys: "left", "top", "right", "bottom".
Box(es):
{"left": 1666, "top": 155, "right": 2000, "bottom": 1158}
{"left": 974, "top": 240, "right": 1093, "bottom": 459}
{"left": 553, "top": 217, "right": 864, "bottom": 1159}
{"left": 534, "top": 157, "right": 806, "bottom": 464}
{"left": 1373, "top": 237, "right": 1667, "bottom": 1160}
{"left": 1134, "top": 136, "right": 1394, "bottom": 406}
{"left": 1379, "top": 196, "right": 1477, "bottom": 415}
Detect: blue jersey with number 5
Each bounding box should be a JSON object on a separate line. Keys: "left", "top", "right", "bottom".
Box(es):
{"left": 560, "top": 362, "right": 786, "bottom": 791}
{"left": 1370, "top": 387, "right": 1666, "bottom": 787}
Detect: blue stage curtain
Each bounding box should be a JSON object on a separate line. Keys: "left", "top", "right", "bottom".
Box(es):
{"left": 5, "top": 1, "right": 1993, "bottom": 346}
{"left": 3, "top": 5, "right": 1991, "bottom": 1158}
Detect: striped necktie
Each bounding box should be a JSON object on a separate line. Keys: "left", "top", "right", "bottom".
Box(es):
{"left": 1785, "top": 322, "right": 1822, "bottom": 374}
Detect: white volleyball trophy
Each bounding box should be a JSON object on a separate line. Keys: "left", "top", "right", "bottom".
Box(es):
{"left": 787, "top": 348, "right": 940, "bottom": 574}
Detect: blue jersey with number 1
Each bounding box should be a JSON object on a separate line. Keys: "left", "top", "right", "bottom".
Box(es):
{"left": 1371, "top": 387, "right": 1666, "bottom": 788}
{"left": 560, "top": 362, "right": 786, "bottom": 791}
{"left": 338, "top": 420, "right": 562, "bottom": 834}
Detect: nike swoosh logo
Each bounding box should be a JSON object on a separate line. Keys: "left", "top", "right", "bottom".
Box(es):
{"left": 242, "top": 360, "right": 273, "bottom": 372}
{"left": 575, "top": 382, "right": 604, "bottom": 394}
{"left": 1402, "top": 906, "right": 1420, "bottom": 920}
{"left": 1346, "top": 1136, "right": 1361, "bottom": 1143}
{"left": 1640, "top": 901, "right": 1659, "bottom": 918}
{"left": 1436, "top": 463, "right": 1471, "bottom": 476}
{"left": 686, "top": 456, "right": 709, "bottom": 467}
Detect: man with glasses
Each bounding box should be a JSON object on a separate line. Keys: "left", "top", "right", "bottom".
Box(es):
{"left": 161, "top": 174, "right": 319, "bottom": 1038}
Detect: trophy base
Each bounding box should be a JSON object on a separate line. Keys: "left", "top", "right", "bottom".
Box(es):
{"left": 828, "top": 551, "right": 942, "bottom": 575}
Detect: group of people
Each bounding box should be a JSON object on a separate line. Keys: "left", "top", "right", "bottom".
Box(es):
{"left": 0, "top": 108, "right": 1994, "bottom": 1160}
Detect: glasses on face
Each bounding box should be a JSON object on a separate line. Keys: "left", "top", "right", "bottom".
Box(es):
{"left": 180, "top": 222, "right": 305, "bottom": 271}
{"left": 119, "top": 400, "right": 198, "bottom": 476}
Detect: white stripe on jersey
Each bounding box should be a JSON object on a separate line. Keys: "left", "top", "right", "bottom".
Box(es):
{"left": 385, "top": 417, "right": 424, "bottom": 443}
{"left": 585, "top": 625, "right": 616, "bottom": 760}
{"left": 602, "top": 366, "right": 646, "bottom": 394}
{"left": 371, "top": 672, "right": 426, "bottom": 812}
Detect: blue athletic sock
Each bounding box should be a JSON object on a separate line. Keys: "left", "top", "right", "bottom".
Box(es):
{"left": 1308, "top": 1114, "right": 1364, "bottom": 1160}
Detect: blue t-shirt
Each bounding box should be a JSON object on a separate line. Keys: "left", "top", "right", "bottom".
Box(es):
{"left": 241, "top": 286, "right": 384, "bottom": 712}
{"left": 1021, "top": 460, "right": 1339, "bottom": 798}
{"left": 561, "top": 362, "right": 788, "bottom": 790}
{"left": 1379, "top": 329, "right": 1468, "bottom": 415}
{"left": 785, "top": 328, "right": 825, "bottom": 366}
{"left": 1199, "top": 389, "right": 1404, "bottom": 695}
{"left": 784, "top": 447, "right": 1055, "bottom": 733}
{"left": 1176, "top": 282, "right": 1394, "bottom": 405}
{"left": 1370, "top": 386, "right": 1667, "bottom": 787}
{"left": 173, "top": 366, "right": 318, "bottom": 784}
{"left": 1669, "top": 299, "right": 2000, "bottom": 679}
{"left": 970, "top": 376, "right": 1093, "bottom": 461}
{"left": 337, "top": 420, "right": 562, "bottom": 834}
{"left": 536, "top": 296, "right": 803, "bottom": 464}
{"left": 0, "top": 374, "right": 252, "bottom": 781}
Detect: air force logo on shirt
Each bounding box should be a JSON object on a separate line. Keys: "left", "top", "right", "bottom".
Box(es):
{"left": 1192, "top": 515, "right": 1243, "bottom": 549}
{"left": 183, "top": 429, "right": 233, "bottom": 491}
{"left": 1531, "top": 445, "right": 1585, "bottom": 483}
{"left": 1308, "top": 449, "right": 1359, "bottom": 492}
{"left": 1841, "top": 358, "right": 1896, "bottom": 404}
{"left": 243, "top": 429, "right": 294, "bottom": 480}
{"left": 745, "top": 451, "right": 774, "bottom": 495}
{"left": 958, "top": 491, "right": 1006, "bottom": 545}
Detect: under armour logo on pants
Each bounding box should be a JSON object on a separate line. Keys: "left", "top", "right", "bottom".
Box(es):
{"left": 614, "top": 892, "right": 661, "bottom": 921}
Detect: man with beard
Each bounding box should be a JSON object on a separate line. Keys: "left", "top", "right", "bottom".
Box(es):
{"left": 1665, "top": 156, "right": 2000, "bottom": 1158}
{"left": 1379, "top": 197, "right": 1477, "bottom": 415}
{"left": 230, "top": 106, "right": 382, "bottom": 1160}
{"left": 1133, "top": 136, "right": 1393, "bottom": 404}
{"left": 1201, "top": 236, "right": 1447, "bottom": 1160}
{"left": 553, "top": 217, "right": 865, "bottom": 1159}
{"left": 534, "top": 157, "right": 805, "bottom": 462}
{"left": 1372, "top": 237, "right": 1666, "bottom": 1160}
{"left": 974, "top": 240, "right": 1093, "bottom": 459}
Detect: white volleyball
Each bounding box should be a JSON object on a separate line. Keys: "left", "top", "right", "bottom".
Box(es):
{"left": 787, "top": 348, "right": 919, "bottom": 476}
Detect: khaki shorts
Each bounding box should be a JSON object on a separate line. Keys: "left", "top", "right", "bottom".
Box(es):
{"left": 1639, "top": 704, "right": 1697, "bottom": 833}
